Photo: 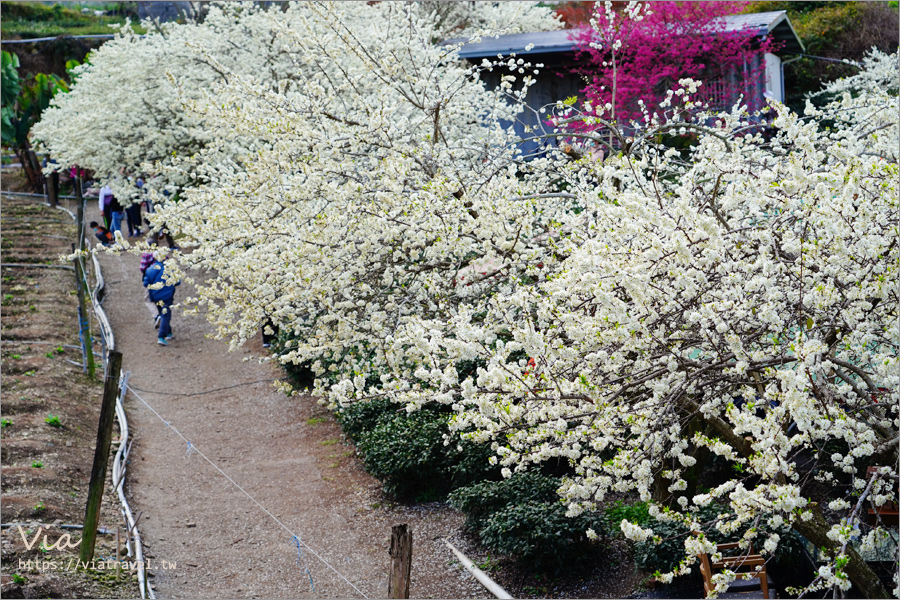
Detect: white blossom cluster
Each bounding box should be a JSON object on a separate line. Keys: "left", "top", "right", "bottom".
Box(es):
{"left": 33, "top": 1, "right": 559, "bottom": 200}
{"left": 34, "top": 3, "right": 898, "bottom": 595}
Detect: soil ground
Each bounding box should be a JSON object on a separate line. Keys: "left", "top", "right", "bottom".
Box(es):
{"left": 1, "top": 191, "right": 139, "bottom": 599}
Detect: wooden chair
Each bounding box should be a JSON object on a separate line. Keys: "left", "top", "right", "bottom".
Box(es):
{"left": 697, "top": 538, "right": 774, "bottom": 598}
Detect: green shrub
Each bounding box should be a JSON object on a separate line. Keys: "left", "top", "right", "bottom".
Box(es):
{"left": 479, "top": 500, "right": 606, "bottom": 573}
{"left": 445, "top": 436, "right": 500, "bottom": 490}
{"left": 355, "top": 408, "right": 447, "bottom": 500}
{"left": 335, "top": 397, "right": 395, "bottom": 441}
{"left": 339, "top": 399, "right": 499, "bottom": 500}
{"left": 450, "top": 473, "right": 605, "bottom": 573}
{"left": 449, "top": 471, "right": 560, "bottom": 529}
{"left": 604, "top": 499, "right": 652, "bottom": 533}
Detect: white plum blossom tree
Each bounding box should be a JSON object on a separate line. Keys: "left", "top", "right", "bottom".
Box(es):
{"left": 170, "top": 27, "right": 898, "bottom": 593}
{"left": 34, "top": 4, "right": 284, "bottom": 198}
{"left": 373, "top": 53, "right": 897, "bottom": 597}
{"left": 393, "top": 53, "right": 899, "bottom": 597}
{"left": 33, "top": 1, "right": 560, "bottom": 200}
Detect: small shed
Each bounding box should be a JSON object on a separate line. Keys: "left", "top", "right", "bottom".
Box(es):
{"left": 447, "top": 11, "right": 804, "bottom": 155}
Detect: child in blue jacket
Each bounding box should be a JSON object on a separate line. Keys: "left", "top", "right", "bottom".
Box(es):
{"left": 142, "top": 251, "right": 179, "bottom": 346}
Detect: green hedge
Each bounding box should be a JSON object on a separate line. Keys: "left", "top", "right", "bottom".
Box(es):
{"left": 337, "top": 399, "right": 500, "bottom": 501}
{"left": 450, "top": 473, "right": 606, "bottom": 573}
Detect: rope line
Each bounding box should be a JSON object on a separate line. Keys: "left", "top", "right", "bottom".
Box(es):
{"left": 127, "top": 378, "right": 285, "bottom": 397}
{"left": 124, "top": 384, "right": 368, "bottom": 598}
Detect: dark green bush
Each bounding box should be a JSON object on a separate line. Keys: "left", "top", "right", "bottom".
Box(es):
{"left": 450, "top": 473, "right": 606, "bottom": 573}
{"left": 335, "top": 397, "right": 395, "bottom": 441}
{"left": 347, "top": 403, "right": 501, "bottom": 501}
{"left": 449, "top": 471, "right": 561, "bottom": 529}
{"left": 445, "top": 436, "right": 502, "bottom": 490}
{"left": 479, "top": 500, "right": 606, "bottom": 573}
{"left": 355, "top": 408, "right": 448, "bottom": 500}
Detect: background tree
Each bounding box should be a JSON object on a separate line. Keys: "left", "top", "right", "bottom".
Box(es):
{"left": 1, "top": 50, "right": 70, "bottom": 192}
{"left": 746, "top": 1, "right": 899, "bottom": 113}
{"left": 553, "top": 1, "right": 598, "bottom": 28}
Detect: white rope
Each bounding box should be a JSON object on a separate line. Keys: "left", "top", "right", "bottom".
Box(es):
{"left": 113, "top": 373, "right": 154, "bottom": 598}
{"left": 124, "top": 383, "right": 369, "bottom": 598}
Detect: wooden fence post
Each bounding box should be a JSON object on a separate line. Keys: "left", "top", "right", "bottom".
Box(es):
{"left": 75, "top": 175, "right": 86, "bottom": 252}
{"left": 73, "top": 179, "right": 95, "bottom": 377}
{"left": 79, "top": 350, "right": 122, "bottom": 565}
{"left": 388, "top": 524, "right": 412, "bottom": 599}
{"left": 48, "top": 170, "right": 59, "bottom": 208}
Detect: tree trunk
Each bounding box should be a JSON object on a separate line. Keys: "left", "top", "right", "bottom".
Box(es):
{"left": 48, "top": 169, "right": 60, "bottom": 208}
{"left": 14, "top": 141, "right": 44, "bottom": 194}
{"left": 791, "top": 503, "right": 889, "bottom": 598}
{"left": 27, "top": 149, "right": 43, "bottom": 193}
{"left": 15, "top": 148, "right": 38, "bottom": 192}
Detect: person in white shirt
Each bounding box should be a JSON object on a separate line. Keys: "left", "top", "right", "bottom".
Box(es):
{"left": 98, "top": 184, "right": 124, "bottom": 234}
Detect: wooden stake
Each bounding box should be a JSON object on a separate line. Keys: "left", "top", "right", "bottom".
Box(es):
{"left": 73, "top": 179, "right": 95, "bottom": 377}
{"left": 48, "top": 170, "right": 59, "bottom": 208}
{"left": 388, "top": 524, "right": 412, "bottom": 599}
{"left": 79, "top": 350, "right": 122, "bottom": 565}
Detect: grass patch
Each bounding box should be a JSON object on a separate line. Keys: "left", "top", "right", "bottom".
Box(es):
{"left": 1, "top": 2, "right": 145, "bottom": 39}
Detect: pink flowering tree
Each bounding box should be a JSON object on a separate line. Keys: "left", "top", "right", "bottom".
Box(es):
{"left": 572, "top": 1, "right": 774, "bottom": 126}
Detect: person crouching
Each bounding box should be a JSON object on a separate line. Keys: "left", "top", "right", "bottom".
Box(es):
{"left": 90, "top": 221, "right": 114, "bottom": 246}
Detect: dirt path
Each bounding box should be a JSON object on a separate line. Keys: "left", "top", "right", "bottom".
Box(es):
{"left": 98, "top": 245, "right": 491, "bottom": 599}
